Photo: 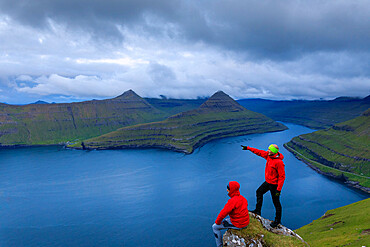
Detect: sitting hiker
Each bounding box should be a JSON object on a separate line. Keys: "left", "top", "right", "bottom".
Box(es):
{"left": 212, "top": 181, "right": 249, "bottom": 247}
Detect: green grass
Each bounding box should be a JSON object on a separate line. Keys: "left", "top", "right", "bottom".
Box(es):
{"left": 296, "top": 198, "right": 370, "bottom": 247}
{"left": 76, "top": 91, "right": 287, "bottom": 153}
{"left": 285, "top": 143, "right": 370, "bottom": 188}
{"left": 285, "top": 109, "right": 370, "bottom": 188}
{"left": 145, "top": 98, "right": 205, "bottom": 115}
{"left": 230, "top": 215, "right": 306, "bottom": 247}
{"left": 0, "top": 90, "right": 167, "bottom": 146}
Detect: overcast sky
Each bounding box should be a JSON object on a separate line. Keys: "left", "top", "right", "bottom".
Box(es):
{"left": 1, "top": 0, "right": 369, "bottom": 104}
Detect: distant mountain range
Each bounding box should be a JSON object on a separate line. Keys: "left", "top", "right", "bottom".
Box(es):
{"left": 0, "top": 90, "right": 285, "bottom": 149}
{"left": 238, "top": 96, "right": 370, "bottom": 129}
{"left": 71, "top": 91, "right": 287, "bottom": 153}
{"left": 0, "top": 90, "right": 167, "bottom": 146}
{"left": 285, "top": 108, "right": 370, "bottom": 192}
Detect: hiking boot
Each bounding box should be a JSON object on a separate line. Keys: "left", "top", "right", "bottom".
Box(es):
{"left": 270, "top": 220, "right": 280, "bottom": 228}
{"left": 250, "top": 209, "right": 261, "bottom": 216}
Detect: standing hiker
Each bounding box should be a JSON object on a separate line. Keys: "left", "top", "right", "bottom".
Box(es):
{"left": 241, "top": 144, "right": 285, "bottom": 228}
{"left": 212, "top": 181, "right": 249, "bottom": 247}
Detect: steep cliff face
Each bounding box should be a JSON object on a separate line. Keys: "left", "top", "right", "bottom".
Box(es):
{"left": 285, "top": 108, "right": 370, "bottom": 191}
{"left": 77, "top": 91, "right": 287, "bottom": 153}
{"left": 0, "top": 90, "right": 166, "bottom": 145}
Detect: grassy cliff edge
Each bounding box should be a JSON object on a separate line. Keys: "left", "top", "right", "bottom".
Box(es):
{"left": 285, "top": 108, "right": 370, "bottom": 192}
{"left": 296, "top": 198, "right": 370, "bottom": 247}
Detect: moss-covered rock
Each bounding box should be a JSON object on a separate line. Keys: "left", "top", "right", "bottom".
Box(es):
{"left": 223, "top": 213, "right": 307, "bottom": 247}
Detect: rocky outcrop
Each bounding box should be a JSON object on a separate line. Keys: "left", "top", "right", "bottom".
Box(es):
{"left": 223, "top": 213, "right": 307, "bottom": 247}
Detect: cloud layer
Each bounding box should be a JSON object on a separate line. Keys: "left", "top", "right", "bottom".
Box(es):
{"left": 0, "top": 0, "right": 369, "bottom": 103}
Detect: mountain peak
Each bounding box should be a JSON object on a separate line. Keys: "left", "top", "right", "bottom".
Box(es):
{"left": 110, "top": 89, "right": 158, "bottom": 111}
{"left": 333, "top": 96, "right": 361, "bottom": 102}
{"left": 114, "top": 89, "right": 141, "bottom": 100}
{"left": 31, "top": 100, "right": 49, "bottom": 104}
{"left": 363, "top": 95, "right": 370, "bottom": 102}
{"left": 199, "top": 91, "right": 246, "bottom": 112}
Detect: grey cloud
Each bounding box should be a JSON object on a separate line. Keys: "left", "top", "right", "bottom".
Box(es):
{"left": 0, "top": 0, "right": 369, "bottom": 103}
{"left": 2, "top": 0, "right": 369, "bottom": 59}
{"left": 287, "top": 52, "right": 370, "bottom": 78}
{"left": 205, "top": 0, "right": 370, "bottom": 58}
{"left": 0, "top": 0, "right": 181, "bottom": 43}
{"left": 147, "top": 62, "right": 176, "bottom": 84}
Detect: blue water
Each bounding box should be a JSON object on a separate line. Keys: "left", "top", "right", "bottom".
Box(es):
{"left": 0, "top": 123, "right": 367, "bottom": 247}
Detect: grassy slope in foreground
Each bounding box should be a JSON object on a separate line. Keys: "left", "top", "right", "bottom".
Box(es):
{"left": 285, "top": 108, "right": 370, "bottom": 189}
{"left": 238, "top": 95, "right": 370, "bottom": 129}
{"left": 77, "top": 91, "right": 287, "bottom": 153}
{"left": 0, "top": 90, "right": 166, "bottom": 146}
{"left": 296, "top": 198, "right": 370, "bottom": 247}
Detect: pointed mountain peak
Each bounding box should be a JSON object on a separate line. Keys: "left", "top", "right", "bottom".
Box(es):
{"left": 109, "top": 89, "right": 157, "bottom": 110}
{"left": 199, "top": 91, "right": 246, "bottom": 112}
{"left": 114, "top": 89, "right": 142, "bottom": 100}
{"left": 211, "top": 90, "right": 230, "bottom": 98}
{"left": 31, "top": 100, "right": 49, "bottom": 104}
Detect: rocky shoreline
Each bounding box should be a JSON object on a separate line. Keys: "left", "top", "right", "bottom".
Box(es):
{"left": 70, "top": 127, "right": 288, "bottom": 154}
{"left": 284, "top": 144, "right": 370, "bottom": 194}
{"left": 70, "top": 142, "right": 190, "bottom": 153}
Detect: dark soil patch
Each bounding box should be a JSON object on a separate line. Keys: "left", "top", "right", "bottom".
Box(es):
{"left": 327, "top": 221, "right": 344, "bottom": 227}
{"left": 321, "top": 213, "right": 335, "bottom": 219}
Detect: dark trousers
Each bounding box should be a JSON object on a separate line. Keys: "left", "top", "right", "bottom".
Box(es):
{"left": 255, "top": 181, "right": 282, "bottom": 223}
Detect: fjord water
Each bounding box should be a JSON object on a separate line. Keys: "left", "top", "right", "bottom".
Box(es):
{"left": 0, "top": 123, "right": 367, "bottom": 247}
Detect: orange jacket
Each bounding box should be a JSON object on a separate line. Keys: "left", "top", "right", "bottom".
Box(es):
{"left": 246, "top": 146, "right": 286, "bottom": 191}
{"left": 215, "top": 181, "right": 249, "bottom": 228}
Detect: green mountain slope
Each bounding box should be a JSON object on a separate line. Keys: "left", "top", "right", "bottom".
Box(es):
{"left": 75, "top": 91, "right": 287, "bottom": 153}
{"left": 285, "top": 108, "right": 370, "bottom": 190}
{"left": 238, "top": 96, "right": 370, "bottom": 129}
{"left": 145, "top": 98, "right": 206, "bottom": 116}
{"left": 296, "top": 198, "right": 370, "bottom": 247}
{"left": 0, "top": 90, "right": 166, "bottom": 145}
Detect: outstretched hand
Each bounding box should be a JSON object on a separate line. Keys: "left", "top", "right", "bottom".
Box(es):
{"left": 241, "top": 145, "right": 248, "bottom": 150}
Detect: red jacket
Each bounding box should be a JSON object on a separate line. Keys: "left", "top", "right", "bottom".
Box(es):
{"left": 215, "top": 181, "right": 249, "bottom": 228}
{"left": 246, "top": 146, "right": 286, "bottom": 191}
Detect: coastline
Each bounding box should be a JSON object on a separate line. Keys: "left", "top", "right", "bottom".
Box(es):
{"left": 69, "top": 126, "right": 288, "bottom": 154}
{"left": 284, "top": 143, "right": 370, "bottom": 194}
